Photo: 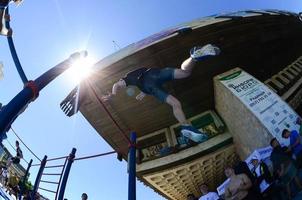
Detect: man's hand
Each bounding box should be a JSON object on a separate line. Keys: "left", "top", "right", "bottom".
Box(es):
{"left": 136, "top": 92, "right": 146, "bottom": 101}
{"left": 102, "top": 92, "right": 113, "bottom": 101}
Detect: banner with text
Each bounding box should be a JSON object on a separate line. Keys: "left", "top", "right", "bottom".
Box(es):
{"left": 219, "top": 70, "right": 300, "bottom": 144}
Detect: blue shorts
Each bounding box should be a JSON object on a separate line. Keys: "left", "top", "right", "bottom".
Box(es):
{"left": 141, "top": 68, "right": 175, "bottom": 102}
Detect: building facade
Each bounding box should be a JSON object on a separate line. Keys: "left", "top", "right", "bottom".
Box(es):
{"left": 63, "top": 10, "right": 302, "bottom": 199}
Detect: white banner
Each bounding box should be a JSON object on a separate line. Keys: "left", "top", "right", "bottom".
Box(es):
{"left": 219, "top": 70, "right": 300, "bottom": 145}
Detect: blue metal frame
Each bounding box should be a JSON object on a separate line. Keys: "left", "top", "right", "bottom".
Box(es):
{"left": 19, "top": 159, "right": 33, "bottom": 200}
{"left": 57, "top": 148, "right": 76, "bottom": 200}
{"left": 5, "top": 7, "right": 28, "bottom": 84}
{"left": 31, "top": 156, "right": 47, "bottom": 200}
{"left": 0, "top": 58, "right": 77, "bottom": 139}
{"left": 128, "top": 132, "right": 137, "bottom": 200}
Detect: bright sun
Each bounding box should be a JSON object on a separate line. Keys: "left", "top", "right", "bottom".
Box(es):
{"left": 66, "top": 55, "right": 95, "bottom": 85}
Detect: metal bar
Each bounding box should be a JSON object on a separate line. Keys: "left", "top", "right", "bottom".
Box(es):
{"left": 128, "top": 132, "right": 137, "bottom": 200}
{"left": 74, "top": 151, "right": 116, "bottom": 161}
{"left": 18, "top": 159, "right": 32, "bottom": 200}
{"left": 44, "top": 165, "right": 64, "bottom": 169}
{"left": 40, "top": 180, "right": 59, "bottom": 185}
{"left": 55, "top": 158, "right": 68, "bottom": 200}
{"left": 0, "top": 52, "right": 85, "bottom": 139}
{"left": 46, "top": 156, "right": 68, "bottom": 162}
{"left": 31, "top": 155, "right": 47, "bottom": 199}
{"left": 42, "top": 173, "right": 61, "bottom": 176}
{"left": 5, "top": 7, "right": 28, "bottom": 84}
{"left": 38, "top": 187, "right": 56, "bottom": 194}
{"left": 57, "top": 148, "right": 76, "bottom": 200}
{"left": 31, "top": 163, "right": 41, "bottom": 167}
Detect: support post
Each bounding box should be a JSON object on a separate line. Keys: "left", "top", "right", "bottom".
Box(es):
{"left": 57, "top": 148, "right": 76, "bottom": 200}
{"left": 128, "top": 132, "right": 137, "bottom": 200}
{"left": 31, "top": 156, "right": 47, "bottom": 200}
{"left": 19, "top": 159, "right": 32, "bottom": 200}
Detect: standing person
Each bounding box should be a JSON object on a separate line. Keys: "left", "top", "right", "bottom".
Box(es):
{"left": 270, "top": 137, "right": 302, "bottom": 199}
{"left": 81, "top": 193, "right": 88, "bottom": 200}
{"left": 103, "top": 44, "right": 220, "bottom": 143}
{"left": 250, "top": 155, "right": 277, "bottom": 199}
{"left": 0, "top": 167, "right": 8, "bottom": 187}
{"left": 199, "top": 183, "right": 219, "bottom": 200}
{"left": 7, "top": 140, "right": 23, "bottom": 167}
{"left": 224, "top": 166, "right": 260, "bottom": 200}
{"left": 282, "top": 129, "right": 302, "bottom": 167}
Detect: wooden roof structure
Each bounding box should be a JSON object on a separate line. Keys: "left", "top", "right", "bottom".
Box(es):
{"left": 64, "top": 10, "right": 302, "bottom": 155}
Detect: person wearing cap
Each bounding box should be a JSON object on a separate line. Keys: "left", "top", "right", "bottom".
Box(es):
{"left": 250, "top": 155, "right": 275, "bottom": 199}
{"left": 103, "top": 44, "right": 220, "bottom": 144}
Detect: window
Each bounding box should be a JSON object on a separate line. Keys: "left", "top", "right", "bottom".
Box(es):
{"left": 137, "top": 129, "right": 171, "bottom": 162}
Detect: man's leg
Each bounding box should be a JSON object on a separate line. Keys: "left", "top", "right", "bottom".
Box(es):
{"left": 165, "top": 95, "right": 208, "bottom": 143}
{"left": 165, "top": 95, "right": 187, "bottom": 124}
{"left": 173, "top": 44, "right": 221, "bottom": 79}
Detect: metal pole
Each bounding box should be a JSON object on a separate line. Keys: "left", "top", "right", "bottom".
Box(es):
{"left": 19, "top": 159, "right": 33, "bottom": 200}
{"left": 31, "top": 156, "right": 47, "bottom": 200}
{"left": 128, "top": 132, "right": 136, "bottom": 200}
{"left": 57, "top": 148, "right": 76, "bottom": 200}
{"left": 5, "top": 7, "right": 28, "bottom": 84}
{"left": 0, "top": 52, "right": 87, "bottom": 138}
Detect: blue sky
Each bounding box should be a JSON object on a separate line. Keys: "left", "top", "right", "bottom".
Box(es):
{"left": 0, "top": 1, "right": 301, "bottom": 199}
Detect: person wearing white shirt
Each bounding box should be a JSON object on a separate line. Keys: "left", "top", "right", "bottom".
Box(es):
{"left": 199, "top": 184, "right": 219, "bottom": 200}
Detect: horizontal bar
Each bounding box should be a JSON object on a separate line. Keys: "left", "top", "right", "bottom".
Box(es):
{"left": 42, "top": 173, "right": 62, "bottom": 176}
{"left": 74, "top": 151, "right": 116, "bottom": 161}
{"left": 46, "top": 156, "right": 68, "bottom": 162}
{"left": 44, "top": 165, "right": 64, "bottom": 169}
{"left": 40, "top": 180, "right": 59, "bottom": 185}
{"left": 39, "top": 187, "right": 56, "bottom": 194}
{"left": 31, "top": 163, "right": 41, "bottom": 167}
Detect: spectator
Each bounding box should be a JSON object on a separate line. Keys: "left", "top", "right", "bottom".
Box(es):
{"left": 270, "top": 138, "right": 302, "bottom": 199}
{"left": 0, "top": 167, "right": 8, "bottom": 187}
{"left": 187, "top": 193, "right": 197, "bottom": 200}
{"left": 282, "top": 129, "right": 302, "bottom": 167}
{"left": 81, "top": 193, "right": 88, "bottom": 200}
{"left": 199, "top": 183, "right": 219, "bottom": 200}
{"left": 224, "top": 166, "right": 259, "bottom": 200}
{"left": 234, "top": 161, "right": 262, "bottom": 198}
{"left": 250, "top": 155, "right": 276, "bottom": 199}
{"left": 7, "top": 140, "right": 23, "bottom": 167}
{"left": 296, "top": 117, "right": 302, "bottom": 136}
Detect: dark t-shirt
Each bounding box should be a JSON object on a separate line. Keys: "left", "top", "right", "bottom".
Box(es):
{"left": 122, "top": 68, "right": 150, "bottom": 93}
{"left": 122, "top": 68, "right": 148, "bottom": 86}
{"left": 270, "top": 145, "right": 291, "bottom": 172}
{"left": 16, "top": 147, "right": 23, "bottom": 158}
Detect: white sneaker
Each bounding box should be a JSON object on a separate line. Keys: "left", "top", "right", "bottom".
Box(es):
{"left": 190, "top": 44, "right": 221, "bottom": 61}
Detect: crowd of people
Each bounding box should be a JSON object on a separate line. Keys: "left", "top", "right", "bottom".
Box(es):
{"left": 186, "top": 124, "right": 302, "bottom": 200}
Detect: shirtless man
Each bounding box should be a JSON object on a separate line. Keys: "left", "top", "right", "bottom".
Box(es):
{"left": 104, "top": 44, "right": 220, "bottom": 143}
{"left": 0, "top": 0, "right": 22, "bottom": 36}
{"left": 224, "top": 166, "right": 257, "bottom": 200}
